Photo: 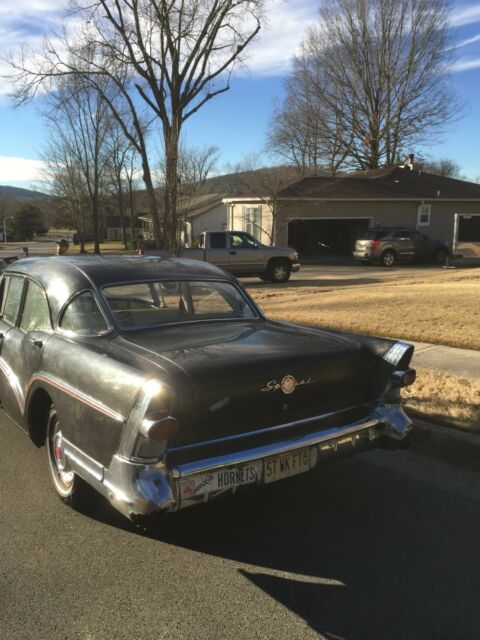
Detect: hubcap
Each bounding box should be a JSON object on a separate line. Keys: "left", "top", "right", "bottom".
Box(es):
{"left": 273, "top": 265, "right": 287, "bottom": 280}
{"left": 51, "top": 423, "right": 74, "bottom": 490}
{"left": 384, "top": 254, "right": 394, "bottom": 266}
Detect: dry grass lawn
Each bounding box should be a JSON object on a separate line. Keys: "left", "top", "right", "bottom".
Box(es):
{"left": 248, "top": 268, "right": 480, "bottom": 350}
{"left": 248, "top": 268, "right": 480, "bottom": 430}
{"left": 403, "top": 367, "right": 480, "bottom": 432}
{"left": 68, "top": 241, "right": 131, "bottom": 254}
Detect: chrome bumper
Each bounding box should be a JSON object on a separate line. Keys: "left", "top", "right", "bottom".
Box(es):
{"left": 291, "top": 262, "right": 301, "bottom": 272}
{"left": 64, "top": 404, "right": 412, "bottom": 520}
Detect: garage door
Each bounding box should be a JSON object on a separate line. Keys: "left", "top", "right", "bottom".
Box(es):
{"left": 288, "top": 219, "right": 371, "bottom": 259}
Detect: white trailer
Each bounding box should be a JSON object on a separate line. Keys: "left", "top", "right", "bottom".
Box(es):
{"left": 453, "top": 213, "right": 480, "bottom": 259}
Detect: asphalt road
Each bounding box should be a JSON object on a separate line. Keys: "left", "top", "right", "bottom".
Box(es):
{"left": 2, "top": 415, "right": 480, "bottom": 640}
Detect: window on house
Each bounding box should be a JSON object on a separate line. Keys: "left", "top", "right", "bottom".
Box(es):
{"left": 417, "top": 204, "right": 431, "bottom": 227}
{"left": 242, "top": 206, "right": 262, "bottom": 241}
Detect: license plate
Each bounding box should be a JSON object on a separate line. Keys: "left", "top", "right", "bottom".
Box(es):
{"left": 180, "top": 461, "right": 262, "bottom": 499}
{"left": 264, "top": 448, "right": 311, "bottom": 484}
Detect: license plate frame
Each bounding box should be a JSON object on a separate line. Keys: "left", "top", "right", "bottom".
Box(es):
{"left": 180, "top": 460, "right": 262, "bottom": 499}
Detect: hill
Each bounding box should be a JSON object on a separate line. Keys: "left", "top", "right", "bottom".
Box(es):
{"left": 0, "top": 185, "right": 48, "bottom": 200}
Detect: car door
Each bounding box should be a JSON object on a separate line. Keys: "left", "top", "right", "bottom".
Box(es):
{"left": 391, "top": 230, "right": 415, "bottom": 261}
{"left": 204, "top": 232, "right": 231, "bottom": 271}
{"left": 228, "top": 232, "right": 264, "bottom": 274}
{"left": 0, "top": 276, "right": 53, "bottom": 427}
{"left": 410, "top": 231, "right": 430, "bottom": 260}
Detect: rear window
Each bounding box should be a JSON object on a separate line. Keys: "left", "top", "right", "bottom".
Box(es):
{"left": 361, "top": 230, "right": 388, "bottom": 240}
{"left": 102, "top": 280, "right": 257, "bottom": 329}
{"left": 209, "top": 233, "right": 227, "bottom": 249}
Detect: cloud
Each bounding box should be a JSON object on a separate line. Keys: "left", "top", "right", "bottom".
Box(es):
{"left": 242, "top": 0, "right": 318, "bottom": 76}
{"left": 0, "top": 156, "right": 46, "bottom": 183}
{"left": 0, "top": 0, "right": 68, "bottom": 96}
{"left": 456, "top": 33, "right": 480, "bottom": 48}
{"left": 451, "top": 56, "right": 480, "bottom": 71}
{"left": 450, "top": 3, "right": 480, "bottom": 27}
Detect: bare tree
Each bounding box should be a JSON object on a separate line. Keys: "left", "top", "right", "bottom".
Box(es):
{"left": 105, "top": 119, "right": 142, "bottom": 249}
{"left": 268, "top": 49, "right": 352, "bottom": 176}
{"left": 178, "top": 144, "right": 220, "bottom": 198}
{"left": 273, "top": 0, "right": 458, "bottom": 172}
{"left": 41, "top": 136, "right": 90, "bottom": 253}
{"left": 42, "top": 76, "right": 113, "bottom": 253}
{"left": 232, "top": 156, "right": 300, "bottom": 245}
{"left": 7, "top": 0, "right": 265, "bottom": 251}
{"left": 415, "top": 157, "right": 463, "bottom": 179}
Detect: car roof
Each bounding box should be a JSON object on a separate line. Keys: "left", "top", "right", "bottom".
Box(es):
{"left": 5, "top": 255, "right": 233, "bottom": 285}
{"left": 4, "top": 256, "right": 235, "bottom": 321}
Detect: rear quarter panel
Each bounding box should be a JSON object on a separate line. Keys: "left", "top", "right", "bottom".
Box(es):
{"left": 29, "top": 335, "right": 146, "bottom": 467}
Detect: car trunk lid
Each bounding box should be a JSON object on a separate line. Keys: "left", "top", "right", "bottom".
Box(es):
{"left": 115, "top": 321, "right": 376, "bottom": 448}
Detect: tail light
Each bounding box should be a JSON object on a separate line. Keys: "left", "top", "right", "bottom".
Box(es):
{"left": 141, "top": 416, "right": 178, "bottom": 442}
{"left": 391, "top": 368, "right": 416, "bottom": 388}
{"left": 371, "top": 239, "right": 381, "bottom": 249}
{"left": 133, "top": 415, "right": 179, "bottom": 461}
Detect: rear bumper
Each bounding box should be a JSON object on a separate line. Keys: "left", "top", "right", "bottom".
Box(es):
{"left": 70, "top": 403, "right": 412, "bottom": 519}
{"left": 353, "top": 250, "right": 372, "bottom": 261}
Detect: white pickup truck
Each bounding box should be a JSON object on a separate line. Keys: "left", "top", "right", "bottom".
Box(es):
{"left": 183, "top": 231, "right": 300, "bottom": 282}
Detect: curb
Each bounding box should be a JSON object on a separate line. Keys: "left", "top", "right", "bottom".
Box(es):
{"left": 411, "top": 418, "right": 480, "bottom": 473}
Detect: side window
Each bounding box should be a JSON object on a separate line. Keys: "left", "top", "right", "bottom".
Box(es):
{"left": 59, "top": 291, "right": 109, "bottom": 335}
{"left": 1, "top": 275, "right": 24, "bottom": 326}
{"left": 19, "top": 281, "right": 52, "bottom": 333}
{"left": 393, "top": 230, "right": 411, "bottom": 239}
{"left": 230, "top": 232, "right": 257, "bottom": 249}
{"left": 210, "top": 233, "right": 227, "bottom": 249}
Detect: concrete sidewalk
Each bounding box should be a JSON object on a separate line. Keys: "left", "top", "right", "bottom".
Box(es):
{"left": 410, "top": 341, "right": 480, "bottom": 379}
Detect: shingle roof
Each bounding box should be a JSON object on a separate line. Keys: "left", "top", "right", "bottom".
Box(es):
{"left": 278, "top": 167, "right": 480, "bottom": 200}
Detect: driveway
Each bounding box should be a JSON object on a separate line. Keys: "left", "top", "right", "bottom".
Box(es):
{"left": 240, "top": 263, "right": 449, "bottom": 287}
{"left": 2, "top": 412, "right": 480, "bottom": 640}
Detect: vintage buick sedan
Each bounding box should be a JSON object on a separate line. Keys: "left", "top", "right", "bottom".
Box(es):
{"left": 0, "top": 256, "right": 415, "bottom": 519}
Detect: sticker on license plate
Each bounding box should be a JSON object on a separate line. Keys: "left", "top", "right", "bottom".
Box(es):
{"left": 180, "top": 461, "right": 262, "bottom": 499}
{"left": 264, "top": 448, "right": 311, "bottom": 484}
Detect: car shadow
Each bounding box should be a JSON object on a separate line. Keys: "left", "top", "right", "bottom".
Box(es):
{"left": 83, "top": 456, "right": 480, "bottom": 639}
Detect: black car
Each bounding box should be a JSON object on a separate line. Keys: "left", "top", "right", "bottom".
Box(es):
{"left": 0, "top": 256, "right": 415, "bottom": 520}
{"left": 353, "top": 227, "right": 450, "bottom": 266}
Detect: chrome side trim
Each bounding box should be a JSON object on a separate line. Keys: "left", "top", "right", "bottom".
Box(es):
{"left": 62, "top": 437, "right": 105, "bottom": 481}
{"left": 0, "top": 357, "right": 24, "bottom": 410}
{"left": 26, "top": 372, "right": 125, "bottom": 423}
{"left": 169, "top": 405, "right": 363, "bottom": 453}
{"left": 171, "top": 416, "right": 381, "bottom": 478}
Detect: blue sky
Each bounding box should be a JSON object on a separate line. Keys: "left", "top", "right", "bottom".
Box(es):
{"left": 1, "top": 0, "right": 480, "bottom": 188}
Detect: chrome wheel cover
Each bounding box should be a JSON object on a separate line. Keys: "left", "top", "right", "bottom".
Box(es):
{"left": 273, "top": 264, "right": 288, "bottom": 280}
{"left": 48, "top": 415, "right": 74, "bottom": 496}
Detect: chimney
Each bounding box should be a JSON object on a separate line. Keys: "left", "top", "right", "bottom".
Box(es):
{"left": 407, "top": 154, "right": 414, "bottom": 170}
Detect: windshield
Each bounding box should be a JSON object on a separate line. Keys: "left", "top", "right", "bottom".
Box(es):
{"left": 102, "top": 280, "right": 257, "bottom": 329}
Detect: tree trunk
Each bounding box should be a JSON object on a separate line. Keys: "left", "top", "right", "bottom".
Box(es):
{"left": 164, "top": 118, "right": 181, "bottom": 254}
{"left": 127, "top": 176, "right": 136, "bottom": 242}
{"left": 92, "top": 186, "right": 100, "bottom": 254}
{"left": 117, "top": 174, "right": 127, "bottom": 250}
{"left": 141, "top": 156, "right": 162, "bottom": 248}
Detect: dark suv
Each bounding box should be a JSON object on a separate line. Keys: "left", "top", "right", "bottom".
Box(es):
{"left": 353, "top": 227, "right": 450, "bottom": 266}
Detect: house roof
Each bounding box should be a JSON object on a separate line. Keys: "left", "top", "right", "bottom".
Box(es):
{"left": 181, "top": 193, "right": 225, "bottom": 219}
{"left": 137, "top": 193, "right": 226, "bottom": 221}
{"left": 277, "top": 167, "right": 480, "bottom": 200}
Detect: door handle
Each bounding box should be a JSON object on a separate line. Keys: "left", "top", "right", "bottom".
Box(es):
{"left": 30, "top": 339, "right": 43, "bottom": 349}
